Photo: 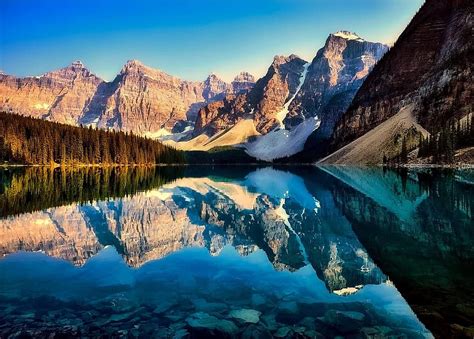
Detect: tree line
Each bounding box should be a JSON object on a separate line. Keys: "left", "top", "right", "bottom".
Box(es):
{"left": 418, "top": 114, "right": 474, "bottom": 163}
{"left": 0, "top": 112, "right": 184, "bottom": 165}
{"left": 383, "top": 114, "right": 473, "bottom": 165}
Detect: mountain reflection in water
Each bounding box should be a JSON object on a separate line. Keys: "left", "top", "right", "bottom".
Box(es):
{"left": 0, "top": 166, "right": 472, "bottom": 338}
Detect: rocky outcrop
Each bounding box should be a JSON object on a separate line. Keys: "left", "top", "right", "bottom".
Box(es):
{"left": 0, "top": 60, "right": 255, "bottom": 135}
{"left": 231, "top": 72, "right": 255, "bottom": 94}
{"left": 193, "top": 55, "right": 307, "bottom": 136}
{"left": 329, "top": 0, "right": 473, "bottom": 158}
{"left": 285, "top": 32, "right": 387, "bottom": 135}
{"left": 97, "top": 60, "right": 207, "bottom": 133}
{"left": 190, "top": 33, "right": 387, "bottom": 157}
{"left": 0, "top": 61, "right": 104, "bottom": 125}
{"left": 202, "top": 74, "right": 231, "bottom": 102}
{"left": 193, "top": 94, "right": 249, "bottom": 135}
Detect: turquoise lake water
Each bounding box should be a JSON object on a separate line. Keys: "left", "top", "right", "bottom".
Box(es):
{"left": 0, "top": 166, "right": 472, "bottom": 338}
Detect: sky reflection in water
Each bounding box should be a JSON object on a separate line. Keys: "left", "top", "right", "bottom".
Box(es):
{"left": 1, "top": 166, "right": 472, "bottom": 338}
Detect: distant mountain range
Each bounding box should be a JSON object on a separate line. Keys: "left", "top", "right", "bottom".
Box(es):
{"left": 1, "top": 0, "right": 472, "bottom": 164}
{"left": 177, "top": 31, "right": 388, "bottom": 161}
{"left": 0, "top": 31, "right": 388, "bottom": 161}
{"left": 0, "top": 60, "right": 255, "bottom": 137}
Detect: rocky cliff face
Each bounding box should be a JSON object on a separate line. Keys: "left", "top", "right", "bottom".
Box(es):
{"left": 329, "top": 0, "right": 473, "bottom": 154}
{"left": 193, "top": 55, "right": 307, "bottom": 136}
{"left": 0, "top": 61, "right": 104, "bottom": 125}
{"left": 190, "top": 33, "right": 387, "bottom": 158}
{"left": 286, "top": 32, "right": 387, "bottom": 136}
{"left": 97, "top": 60, "right": 207, "bottom": 134}
{"left": 0, "top": 60, "right": 255, "bottom": 135}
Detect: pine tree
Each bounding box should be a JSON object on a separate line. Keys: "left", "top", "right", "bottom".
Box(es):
{"left": 0, "top": 112, "right": 183, "bottom": 166}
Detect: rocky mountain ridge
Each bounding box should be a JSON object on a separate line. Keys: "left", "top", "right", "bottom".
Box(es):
{"left": 0, "top": 60, "right": 255, "bottom": 135}
{"left": 322, "top": 0, "right": 473, "bottom": 164}
{"left": 175, "top": 32, "right": 387, "bottom": 161}
{"left": 193, "top": 54, "right": 308, "bottom": 137}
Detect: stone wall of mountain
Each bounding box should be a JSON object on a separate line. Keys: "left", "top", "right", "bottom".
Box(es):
{"left": 193, "top": 55, "right": 307, "bottom": 136}
{"left": 286, "top": 32, "right": 387, "bottom": 137}
{"left": 328, "top": 0, "right": 473, "bottom": 155}
{"left": 191, "top": 32, "right": 387, "bottom": 152}
{"left": 0, "top": 61, "right": 104, "bottom": 125}
{"left": 0, "top": 60, "right": 255, "bottom": 135}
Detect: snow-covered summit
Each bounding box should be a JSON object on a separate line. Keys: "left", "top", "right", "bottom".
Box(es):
{"left": 333, "top": 31, "right": 365, "bottom": 42}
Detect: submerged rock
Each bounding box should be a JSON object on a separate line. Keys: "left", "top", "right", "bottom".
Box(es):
{"left": 185, "top": 312, "right": 238, "bottom": 335}
{"left": 278, "top": 301, "right": 299, "bottom": 314}
{"left": 260, "top": 313, "right": 279, "bottom": 331}
{"left": 276, "top": 301, "right": 300, "bottom": 324}
{"left": 229, "top": 309, "right": 262, "bottom": 324}
{"left": 250, "top": 294, "right": 266, "bottom": 307}
{"left": 173, "top": 328, "right": 190, "bottom": 339}
{"left": 192, "top": 298, "right": 228, "bottom": 313}
{"left": 153, "top": 300, "right": 176, "bottom": 314}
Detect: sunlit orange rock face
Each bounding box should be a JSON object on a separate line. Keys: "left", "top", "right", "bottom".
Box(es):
{"left": 0, "top": 60, "right": 255, "bottom": 135}
{"left": 0, "top": 61, "right": 103, "bottom": 124}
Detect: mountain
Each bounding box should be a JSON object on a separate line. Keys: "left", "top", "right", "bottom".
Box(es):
{"left": 96, "top": 60, "right": 208, "bottom": 135}
{"left": 321, "top": 0, "right": 473, "bottom": 164}
{"left": 192, "top": 54, "right": 308, "bottom": 138}
{"left": 284, "top": 31, "right": 387, "bottom": 134}
{"left": 175, "top": 32, "right": 387, "bottom": 161}
{"left": 0, "top": 60, "right": 255, "bottom": 136}
{"left": 231, "top": 71, "right": 255, "bottom": 94}
{"left": 0, "top": 61, "right": 103, "bottom": 125}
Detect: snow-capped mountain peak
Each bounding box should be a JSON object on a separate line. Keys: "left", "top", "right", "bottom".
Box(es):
{"left": 332, "top": 31, "right": 364, "bottom": 42}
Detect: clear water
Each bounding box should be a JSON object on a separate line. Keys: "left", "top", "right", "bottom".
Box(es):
{"left": 0, "top": 166, "right": 472, "bottom": 338}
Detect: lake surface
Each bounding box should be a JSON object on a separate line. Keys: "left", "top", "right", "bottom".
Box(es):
{"left": 0, "top": 166, "right": 473, "bottom": 338}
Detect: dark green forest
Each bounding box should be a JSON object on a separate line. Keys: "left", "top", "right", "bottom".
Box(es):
{"left": 417, "top": 114, "right": 474, "bottom": 163}
{"left": 0, "top": 112, "right": 184, "bottom": 165}
{"left": 386, "top": 114, "right": 474, "bottom": 165}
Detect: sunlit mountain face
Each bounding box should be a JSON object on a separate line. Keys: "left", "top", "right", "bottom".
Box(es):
{"left": 0, "top": 166, "right": 472, "bottom": 337}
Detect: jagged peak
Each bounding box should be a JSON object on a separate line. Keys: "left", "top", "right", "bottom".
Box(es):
{"left": 331, "top": 31, "right": 365, "bottom": 42}
{"left": 42, "top": 60, "right": 98, "bottom": 79}
{"left": 122, "top": 59, "right": 148, "bottom": 72}
{"left": 121, "top": 59, "right": 165, "bottom": 77}
{"left": 206, "top": 72, "right": 224, "bottom": 81}
{"left": 70, "top": 60, "right": 84, "bottom": 69}
{"left": 272, "top": 54, "right": 303, "bottom": 67}
{"left": 125, "top": 59, "right": 144, "bottom": 67}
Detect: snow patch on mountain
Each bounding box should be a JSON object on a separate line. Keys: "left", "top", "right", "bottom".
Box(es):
{"left": 159, "top": 125, "right": 194, "bottom": 142}
{"left": 143, "top": 129, "right": 172, "bottom": 139}
{"left": 276, "top": 62, "right": 310, "bottom": 128}
{"left": 333, "top": 31, "right": 364, "bottom": 42}
{"left": 245, "top": 117, "right": 320, "bottom": 161}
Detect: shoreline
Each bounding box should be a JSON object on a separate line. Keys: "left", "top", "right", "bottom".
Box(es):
{"left": 1, "top": 163, "right": 473, "bottom": 170}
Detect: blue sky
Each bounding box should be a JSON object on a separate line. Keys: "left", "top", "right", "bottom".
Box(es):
{"left": 0, "top": 0, "right": 424, "bottom": 82}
